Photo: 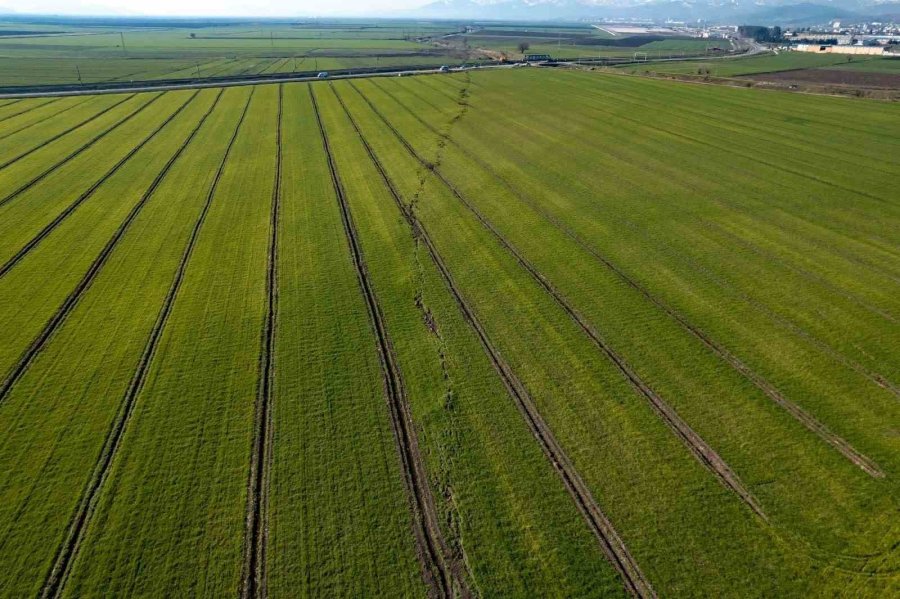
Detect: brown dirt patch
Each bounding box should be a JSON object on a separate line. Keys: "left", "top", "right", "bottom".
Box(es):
{"left": 742, "top": 68, "right": 900, "bottom": 89}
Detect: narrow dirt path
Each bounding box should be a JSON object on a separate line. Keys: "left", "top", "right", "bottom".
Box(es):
{"left": 241, "top": 84, "right": 281, "bottom": 599}
{"left": 37, "top": 88, "right": 235, "bottom": 599}
{"left": 332, "top": 84, "right": 656, "bottom": 599}
{"left": 0, "top": 91, "right": 201, "bottom": 279}
{"left": 310, "top": 86, "right": 470, "bottom": 599}
{"left": 351, "top": 82, "right": 767, "bottom": 521}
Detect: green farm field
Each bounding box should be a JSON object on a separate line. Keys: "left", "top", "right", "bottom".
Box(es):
{"left": 0, "top": 20, "right": 471, "bottom": 89}
{"left": 0, "top": 67, "right": 898, "bottom": 598}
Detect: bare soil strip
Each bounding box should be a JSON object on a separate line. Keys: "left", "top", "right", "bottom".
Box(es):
{"left": 241, "top": 84, "right": 281, "bottom": 599}
{"left": 353, "top": 83, "right": 767, "bottom": 521}
{"left": 378, "top": 81, "right": 886, "bottom": 477}
{"left": 39, "top": 88, "right": 235, "bottom": 599}
{"left": 0, "top": 91, "right": 201, "bottom": 279}
{"left": 0, "top": 94, "right": 134, "bottom": 172}
{"left": 0, "top": 94, "right": 160, "bottom": 210}
{"left": 0, "top": 98, "right": 90, "bottom": 143}
{"left": 310, "top": 86, "right": 469, "bottom": 599}
{"left": 335, "top": 84, "right": 656, "bottom": 599}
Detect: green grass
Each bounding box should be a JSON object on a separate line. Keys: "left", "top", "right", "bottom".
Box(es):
{"left": 0, "top": 20, "right": 465, "bottom": 88}
{"left": 0, "top": 66, "right": 897, "bottom": 597}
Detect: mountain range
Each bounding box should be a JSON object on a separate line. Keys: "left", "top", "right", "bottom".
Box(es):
{"left": 407, "top": 0, "right": 900, "bottom": 25}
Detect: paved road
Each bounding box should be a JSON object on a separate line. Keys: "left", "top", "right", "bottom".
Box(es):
{"left": 0, "top": 40, "right": 767, "bottom": 99}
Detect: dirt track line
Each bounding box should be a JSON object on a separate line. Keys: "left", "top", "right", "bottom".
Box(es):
{"left": 39, "top": 88, "right": 236, "bottom": 599}
{"left": 241, "top": 84, "right": 280, "bottom": 599}
{"left": 702, "top": 219, "right": 897, "bottom": 326}
{"left": 0, "top": 94, "right": 160, "bottom": 210}
{"left": 380, "top": 82, "right": 885, "bottom": 478}
{"left": 334, "top": 84, "right": 655, "bottom": 599}
{"left": 0, "top": 94, "right": 134, "bottom": 172}
{"left": 0, "top": 98, "right": 54, "bottom": 125}
{"left": 353, "top": 83, "right": 767, "bottom": 520}
{"left": 0, "top": 97, "right": 91, "bottom": 143}
{"left": 0, "top": 92, "right": 215, "bottom": 407}
{"left": 0, "top": 91, "right": 202, "bottom": 279}
{"left": 310, "top": 86, "right": 467, "bottom": 599}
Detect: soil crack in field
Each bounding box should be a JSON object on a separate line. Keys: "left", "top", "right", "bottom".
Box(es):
{"left": 38, "top": 88, "right": 232, "bottom": 599}
{"left": 375, "top": 80, "right": 885, "bottom": 478}
{"left": 337, "top": 83, "right": 657, "bottom": 599}
{"left": 310, "top": 85, "right": 470, "bottom": 599}
{"left": 350, "top": 82, "right": 768, "bottom": 521}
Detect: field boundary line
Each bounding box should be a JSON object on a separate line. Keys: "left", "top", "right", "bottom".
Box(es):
{"left": 351, "top": 81, "right": 768, "bottom": 520}
{"left": 311, "top": 85, "right": 469, "bottom": 599}
{"left": 241, "top": 83, "right": 281, "bottom": 599}
{"left": 39, "top": 87, "right": 239, "bottom": 599}
{"left": 0, "top": 93, "right": 135, "bottom": 172}
{"left": 333, "top": 83, "right": 656, "bottom": 599}
{"left": 0, "top": 90, "right": 202, "bottom": 279}
{"left": 0, "top": 93, "right": 162, "bottom": 210}
{"left": 385, "top": 79, "right": 885, "bottom": 477}
{"left": 0, "top": 97, "right": 91, "bottom": 143}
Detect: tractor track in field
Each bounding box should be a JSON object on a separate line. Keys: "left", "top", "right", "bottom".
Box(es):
{"left": 241, "top": 84, "right": 281, "bottom": 599}
{"left": 353, "top": 83, "right": 767, "bottom": 521}
{"left": 0, "top": 90, "right": 202, "bottom": 279}
{"left": 0, "top": 97, "right": 90, "bottom": 143}
{"left": 0, "top": 94, "right": 134, "bottom": 172}
{"left": 310, "top": 86, "right": 469, "bottom": 599}
{"left": 0, "top": 98, "right": 54, "bottom": 125}
{"left": 379, "top": 82, "right": 885, "bottom": 478}
{"left": 332, "top": 84, "right": 656, "bottom": 599}
{"left": 701, "top": 219, "right": 897, "bottom": 326}
{"left": 39, "top": 87, "right": 234, "bottom": 599}
{"left": 0, "top": 94, "right": 159, "bottom": 210}
{"left": 0, "top": 90, "right": 219, "bottom": 408}
{"left": 394, "top": 77, "right": 900, "bottom": 404}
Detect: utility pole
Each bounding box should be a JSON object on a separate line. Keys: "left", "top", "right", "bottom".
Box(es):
{"left": 270, "top": 31, "right": 274, "bottom": 50}
{"left": 76, "top": 65, "right": 83, "bottom": 84}
{"left": 120, "top": 31, "right": 127, "bottom": 56}
{"left": 196, "top": 62, "right": 201, "bottom": 78}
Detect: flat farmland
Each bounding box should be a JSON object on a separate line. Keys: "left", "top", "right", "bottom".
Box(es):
{"left": 0, "top": 67, "right": 897, "bottom": 598}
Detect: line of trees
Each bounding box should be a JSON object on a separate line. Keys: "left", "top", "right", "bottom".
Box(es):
{"left": 738, "top": 26, "right": 783, "bottom": 43}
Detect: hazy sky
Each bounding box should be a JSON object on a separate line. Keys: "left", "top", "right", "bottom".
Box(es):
{"left": 12, "top": 0, "right": 428, "bottom": 17}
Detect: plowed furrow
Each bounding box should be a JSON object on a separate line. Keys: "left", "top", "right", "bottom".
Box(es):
{"left": 333, "top": 84, "right": 655, "bottom": 599}
{"left": 0, "top": 94, "right": 134, "bottom": 173}
{"left": 0, "top": 90, "right": 201, "bottom": 279}
{"left": 352, "top": 82, "right": 767, "bottom": 521}
{"left": 377, "top": 79, "right": 885, "bottom": 478}
{"left": 0, "top": 94, "right": 161, "bottom": 210}
{"left": 310, "top": 86, "right": 468, "bottom": 599}
{"left": 241, "top": 84, "right": 281, "bottom": 599}
{"left": 39, "top": 88, "right": 236, "bottom": 599}
{"left": 0, "top": 98, "right": 55, "bottom": 125}
{"left": 0, "top": 98, "right": 90, "bottom": 143}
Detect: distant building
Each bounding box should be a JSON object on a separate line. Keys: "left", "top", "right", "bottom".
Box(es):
{"left": 795, "top": 44, "right": 885, "bottom": 55}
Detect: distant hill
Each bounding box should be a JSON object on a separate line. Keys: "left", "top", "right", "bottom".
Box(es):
{"left": 408, "top": 0, "right": 900, "bottom": 25}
